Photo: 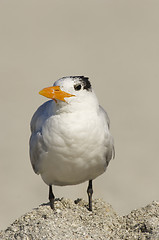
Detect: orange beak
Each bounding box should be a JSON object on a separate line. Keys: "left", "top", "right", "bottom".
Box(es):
{"left": 39, "top": 86, "right": 74, "bottom": 102}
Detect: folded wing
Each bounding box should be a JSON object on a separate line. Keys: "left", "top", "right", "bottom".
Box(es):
{"left": 29, "top": 100, "right": 54, "bottom": 174}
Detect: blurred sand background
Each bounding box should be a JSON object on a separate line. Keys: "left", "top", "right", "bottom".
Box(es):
{"left": 0, "top": 0, "right": 159, "bottom": 230}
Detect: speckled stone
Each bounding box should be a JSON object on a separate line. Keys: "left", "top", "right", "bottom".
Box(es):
{"left": 0, "top": 199, "right": 159, "bottom": 240}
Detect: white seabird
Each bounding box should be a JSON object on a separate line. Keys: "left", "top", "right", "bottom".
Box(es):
{"left": 29, "top": 76, "right": 115, "bottom": 211}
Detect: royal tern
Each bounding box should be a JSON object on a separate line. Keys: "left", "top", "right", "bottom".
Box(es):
{"left": 29, "top": 76, "right": 115, "bottom": 211}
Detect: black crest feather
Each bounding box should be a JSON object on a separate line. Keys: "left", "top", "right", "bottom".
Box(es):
{"left": 70, "top": 76, "right": 92, "bottom": 91}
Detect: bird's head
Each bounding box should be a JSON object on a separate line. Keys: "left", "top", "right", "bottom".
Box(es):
{"left": 39, "top": 76, "right": 92, "bottom": 103}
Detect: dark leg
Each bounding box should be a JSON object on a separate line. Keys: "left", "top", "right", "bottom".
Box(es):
{"left": 87, "top": 180, "right": 93, "bottom": 211}
{"left": 49, "top": 185, "right": 55, "bottom": 210}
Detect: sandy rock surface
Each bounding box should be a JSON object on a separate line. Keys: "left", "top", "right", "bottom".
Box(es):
{"left": 0, "top": 199, "right": 159, "bottom": 240}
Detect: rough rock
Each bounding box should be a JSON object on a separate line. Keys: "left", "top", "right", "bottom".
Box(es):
{"left": 0, "top": 199, "right": 159, "bottom": 240}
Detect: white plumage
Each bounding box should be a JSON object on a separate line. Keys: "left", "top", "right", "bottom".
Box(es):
{"left": 29, "top": 76, "right": 114, "bottom": 210}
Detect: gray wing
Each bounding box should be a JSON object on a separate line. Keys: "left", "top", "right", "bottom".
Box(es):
{"left": 29, "top": 100, "right": 54, "bottom": 174}
{"left": 99, "top": 105, "right": 110, "bottom": 129}
{"left": 29, "top": 132, "right": 47, "bottom": 174}
{"left": 30, "top": 100, "right": 54, "bottom": 133}
{"left": 99, "top": 105, "right": 115, "bottom": 165}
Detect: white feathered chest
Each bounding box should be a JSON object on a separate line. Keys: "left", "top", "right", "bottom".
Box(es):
{"left": 39, "top": 108, "right": 110, "bottom": 185}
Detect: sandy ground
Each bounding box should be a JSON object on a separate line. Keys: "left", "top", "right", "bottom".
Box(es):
{"left": 1, "top": 199, "right": 159, "bottom": 239}
{"left": 0, "top": 0, "right": 159, "bottom": 230}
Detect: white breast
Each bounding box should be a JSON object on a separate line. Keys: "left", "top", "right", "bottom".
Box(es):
{"left": 38, "top": 109, "right": 110, "bottom": 186}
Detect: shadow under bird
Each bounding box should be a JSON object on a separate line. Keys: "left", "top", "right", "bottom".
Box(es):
{"left": 29, "top": 76, "right": 115, "bottom": 211}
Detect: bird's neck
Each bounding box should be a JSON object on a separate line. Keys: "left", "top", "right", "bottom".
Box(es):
{"left": 54, "top": 94, "right": 99, "bottom": 114}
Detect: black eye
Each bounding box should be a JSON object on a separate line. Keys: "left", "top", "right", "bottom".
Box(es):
{"left": 74, "top": 84, "right": 82, "bottom": 91}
